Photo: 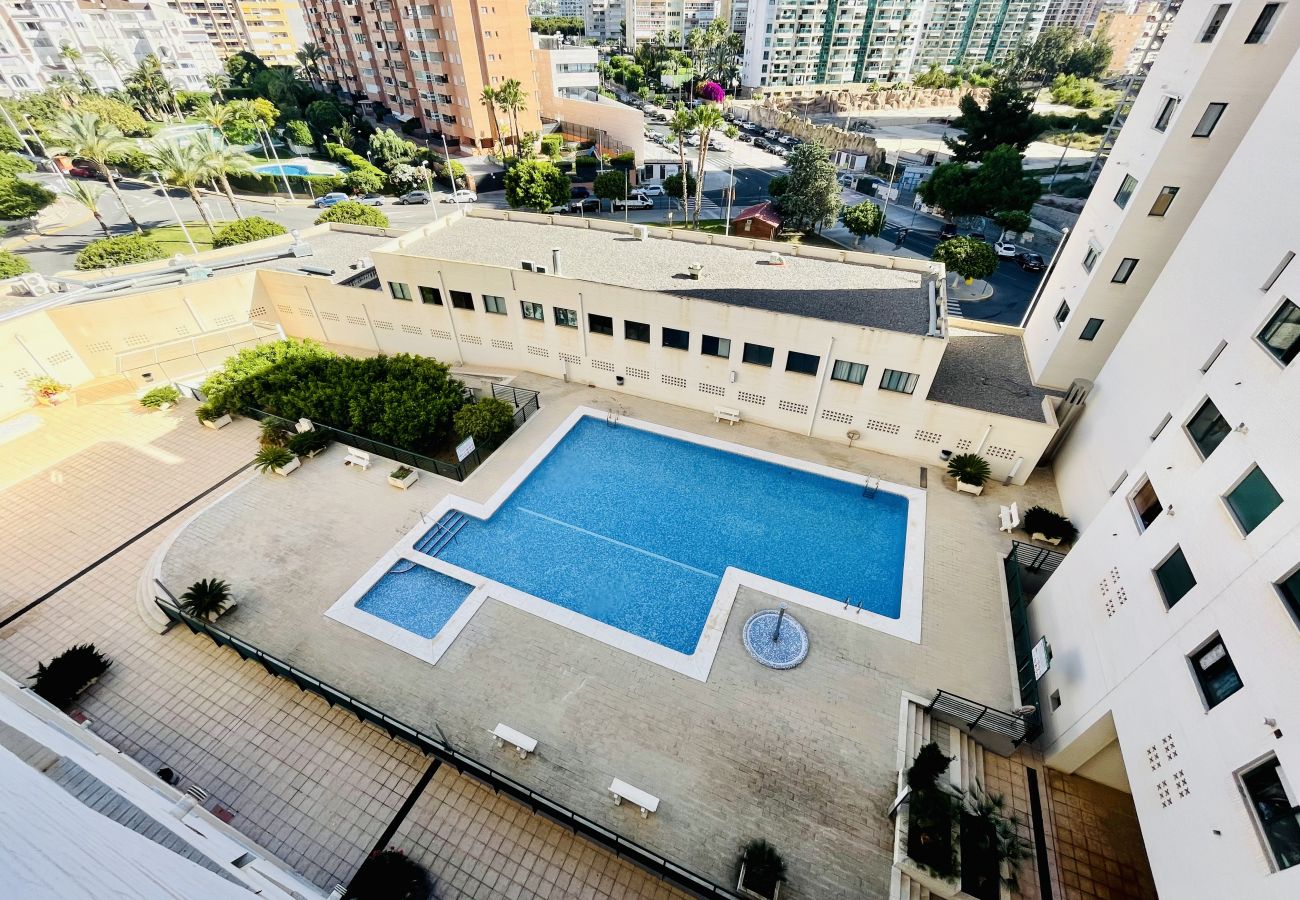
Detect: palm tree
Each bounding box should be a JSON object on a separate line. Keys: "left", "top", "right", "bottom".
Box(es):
{"left": 58, "top": 42, "right": 91, "bottom": 88}
{"left": 178, "top": 578, "right": 232, "bottom": 621}
{"left": 296, "top": 43, "right": 328, "bottom": 87}
{"left": 479, "top": 86, "right": 504, "bottom": 159}
{"left": 691, "top": 104, "right": 725, "bottom": 226}
{"left": 46, "top": 110, "right": 142, "bottom": 233}
{"left": 194, "top": 100, "right": 233, "bottom": 138}
{"left": 150, "top": 138, "right": 219, "bottom": 235}
{"left": 204, "top": 71, "right": 230, "bottom": 102}
{"left": 125, "top": 55, "right": 172, "bottom": 120}
{"left": 64, "top": 181, "right": 110, "bottom": 235}
{"left": 330, "top": 122, "right": 355, "bottom": 148}
{"left": 495, "top": 79, "right": 526, "bottom": 157}
{"left": 96, "top": 47, "right": 126, "bottom": 87}
{"left": 191, "top": 131, "right": 256, "bottom": 218}
{"left": 667, "top": 103, "right": 694, "bottom": 221}
{"left": 47, "top": 74, "right": 80, "bottom": 109}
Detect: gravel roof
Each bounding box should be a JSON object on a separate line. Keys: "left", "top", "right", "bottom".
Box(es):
{"left": 402, "top": 217, "right": 935, "bottom": 334}
{"left": 251, "top": 229, "right": 392, "bottom": 282}
{"left": 927, "top": 333, "right": 1061, "bottom": 423}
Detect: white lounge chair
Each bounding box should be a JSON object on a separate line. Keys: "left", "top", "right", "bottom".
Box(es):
{"left": 999, "top": 502, "right": 1020, "bottom": 533}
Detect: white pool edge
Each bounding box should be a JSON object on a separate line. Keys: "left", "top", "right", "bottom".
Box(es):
{"left": 326, "top": 406, "right": 926, "bottom": 681}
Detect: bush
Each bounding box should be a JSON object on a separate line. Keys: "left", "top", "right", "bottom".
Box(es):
{"left": 592, "top": 170, "right": 628, "bottom": 202}
{"left": 947, "top": 452, "right": 991, "bottom": 487}
{"left": 737, "top": 839, "right": 786, "bottom": 898}
{"left": 27, "top": 375, "right": 70, "bottom": 400}
{"left": 253, "top": 445, "right": 295, "bottom": 473}
{"left": 0, "top": 249, "right": 31, "bottom": 279}
{"left": 79, "top": 95, "right": 150, "bottom": 136}
{"left": 179, "top": 578, "right": 232, "bottom": 620}
{"left": 29, "top": 644, "right": 112, "bottom": 710}
{"left": 314, "top": 200, "right": 390, "bottom": 227}
{"left": 346, "top": 167, "right": 386, "bottom": 194}
{"left": 107, "top": 148, "right": 155, "bottom": 175}
{"left": 287, "top": 428, "right": 332, "bottom": 456}
{"left": 344, "top": 848, "right": 428, "bottom": 900}
{"left": 453, "top": 397, "right": 516, "bottom": 449}
{"left": 195, "top": 403, "right": 225, "bottom": 423}
{"left": 611, "top": 151, "right": 636, "bottom": 167}
{"left": 74, "top": 234, "right": 168, "bottom": 270}
{"left": 212, "top": 216, "right": 288, "bottom": 248}
{"left": 140, "top": 385, "right": 181, "bottom": 408}
{"left": 259, "top": 417, "right": 293, "bottom": 448}
{"left": 932, "top": 236, "right": 998, "bottom": 282}
{"left": 1022, "top": 505, "right": 1078, "bottom": 543}
{"left": 283, "top": 119, "right": 313, "bottom": 147}
{"left": 574, "top": 155, "right": 599, "bottom": 170}
{"left": 540, "top": 134, "right": 563, "bottom": 158}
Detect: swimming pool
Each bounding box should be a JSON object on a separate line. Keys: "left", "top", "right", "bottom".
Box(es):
{"left": 330, "top": 409, "right": 925, "bottom": 677}
{"left": 253, "top": 163, "right": 309, "bottom": 177}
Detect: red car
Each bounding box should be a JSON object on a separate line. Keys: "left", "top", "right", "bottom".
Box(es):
{"left": 67, "top": 165, "right": 95, "bottom": 177}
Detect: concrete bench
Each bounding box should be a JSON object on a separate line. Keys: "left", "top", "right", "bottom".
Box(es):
{"left": 609, "top": 778, "right": 659, "bottom": 818}
{"left": 714, "top": 406, "right": 741, "bottom": 425}
{"left": 492, "top": 723, "right": 537, "bottom": 759}
{"left": 344, "top": 448, "right": 371, "bottom": 470}
{"left": 998, "top": 502, "right": 1020, "bottom": 534}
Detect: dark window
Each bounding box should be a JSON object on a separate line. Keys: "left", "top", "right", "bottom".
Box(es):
{"left": 1225, "top": 465, "right": 1283, "bottom": 534}
{"left": 879, "top": 368, "right": 919, "bottom": 394}
{"left": 1149, "top": 186, "right": 1179, "bottom": 216}
{"left": 1054, "top": 300, "right": 1070, "bottom": 328}
{"left": 1201, "top": 3, "right": 1232, "bottom": 41}
{"left": 1190, "top": 634, "right": 1243, "bottom": 708}
{"left": 1154, "top": 96, "right": 1178, "bottom": 132}
{"left": 1186, "top": 398, "right": 1231, "bottom": 458}
{"left": 388, "top": 281, "right": 412, "bottom": 300}
{"left": 1245, "top": 3, "right": 1282, "bottom": 43}
{"left": 520, "top": 301, "right": 544, "bottom": 321}
{"left": 1241, "top": 758, "right": 1300, "bottom": 870}
{"left": 1112, "top": 257, "right": 1139, "bottom": 283}
{"left": 483, "top": 294, "right": 507, "bottom": 315}
{"left": 1192, "top": 102, "right": 1228, "bottom": 137}
{"left": 742, "top": 342, "right": 774, "bottom": 366}
{"left": 662, "top": 327, "right": 689, "bottom": 350}
{"left": 1130, "top": 477, "right": 1163, "bottom": 530}
{"left": 1258, "top": 299, "right": 1300, "bottom": 364}
{"left": 554, "top": 307, "right": 578, "bottom": 327}
{"left": 1082, "top": 244, "right": 1100, "bottom": 271}
{"left": 1079, "top": 318, "right": 1103, "bottom": 341}
{"left": 785, "top": 350, "right": 820, "bottom": 376}
{"left": 418, "top": 285, "right": 442, "bottom": 305}
{"left": 449, "top": 290, "right": 474, "bottom": 310}
{"left": 588, "top": 313, "right": 613, "bottom": 335}
{"left": 831, "top": 359, "right": 867, "bottom": 384}
{"left": 1114, "top": 174, "right": 1138, "bottom": 208}
{"left": 1154, "top": 547, "right": 1197, "bottom": 607}
{"left": 701, "top": 334, "right": 731, "bottom": 358}
{"left": 1278, "top": 568, "right": 1300, "bottom": 626}
{"left": 624, "top": 320, "right": 650, "bottom": 342}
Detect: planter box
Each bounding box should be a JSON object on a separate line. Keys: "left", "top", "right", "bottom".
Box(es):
{"left": 273, "top": 456, "right": 301, "bottom": 477}
{"left": 736, "top": 863, "right": 781, "bottom": 900}
{"left": 202, "top": 413, "right": 232, "bottom": 430}
{"left": 1030, "top": 531, "right": 1063, "bottom": 545}
{"left": 36, "top": 392, "right": 68, "bottom": 406}
{"left": 956, "top": 481, "right": 985, "bottom": 496}
{"left": 388, "top": 468, "right": 419, "bottom": 489}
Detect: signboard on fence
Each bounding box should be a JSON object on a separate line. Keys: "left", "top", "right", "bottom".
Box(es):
{"left": 455, "top": 436, "right": 476, "bottom": 462}
{"left": 1032, "top": 637, "right": 1053, "bottom": 680}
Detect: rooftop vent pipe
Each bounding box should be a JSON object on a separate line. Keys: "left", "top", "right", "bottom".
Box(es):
{"left": 688, "top": 263, "right": 703, "bottom": 280}
{"left": 551, "top": 247, "right": 563, "bottom": 276}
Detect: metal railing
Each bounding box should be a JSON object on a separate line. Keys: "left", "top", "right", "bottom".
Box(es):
{"left": 338, "top": 266, "right": 381, "bottom": 290}
{"left": 1003, "top": 554, "right": 1044, "bottom": 743}
{"left": 154, "top": 593, "right": 740, "bottom": 899}
{"left": 490, "top": 383, "right": 542, "bottom": 434}
{"left": 927, "top": 690, "right": 1028, "bottom": 758}
{"left": 1008, "top": 540, "right": 1066, "bottom": 577}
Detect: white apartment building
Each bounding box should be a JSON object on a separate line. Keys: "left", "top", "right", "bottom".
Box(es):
{"left": 740, "top": 0, "right": 1045, "bottom": 90}
{"left": 533, "top": 32, "right": 647, "bottom": 159}
{"left": 1042, "top": 0, "right": 1106, "bottom": 27}
{"left": 627, "top": 0, "right": 720, "bottom": 42}
{"left": 1022, "top": 31, "right": 1300, "bottom": 900}
{"left": 584, "top": 0, "right": 628, "bottom": 40}
{"left": 0, "top": 0, "right": 221, "bottom": 94}
{"left": 720, "top": 0, "right": 749, "bottom": 33}
{"left": 1022, "top": 0, "right": 1298, "bottom": 390}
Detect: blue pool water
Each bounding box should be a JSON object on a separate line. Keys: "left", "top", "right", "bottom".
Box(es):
{"left": 357, "top": 561, "right": 474, "bottom": 638}
{"left": 397, "top": 417, "right": 910, "bottom": 655}
{"left": 254, "top": 163, "right": 309, "bottom": 176}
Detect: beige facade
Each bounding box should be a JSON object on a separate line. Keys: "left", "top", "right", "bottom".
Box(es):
{"left": 1094, "top": 2, "right": 1161, "bottom": 75}
{"left": 235, "top": 0, "right": 309, "bottom": 66}
{"left": 533, "top": 35, "right": 647, "bottom": 160}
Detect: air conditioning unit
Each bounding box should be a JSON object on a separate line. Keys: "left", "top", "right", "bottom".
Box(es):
{"left": 633, "top": 224, "right": 649, "bottom": 241}
{"left": 521, "top": 260, "right": 535, "bottom": 271}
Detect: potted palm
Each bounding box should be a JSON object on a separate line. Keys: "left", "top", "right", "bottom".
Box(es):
{"left": 253, "top": 445, "right": 300, "bottom": 476}
{"left": 29, "top": 644, "right": 112, "bottom": 710}
{"left": 388, "top": 465, "right": 419, "bottom": 490}
{"left": 736, "top": 839, "right": 786, "bottom": 900}
{"left": 178, "top": 577, "right": 235, "bottom": 622}
{"left": 287, "top": 428, "right": 332, "bottom": 458}
{"left": 139, "top": 385, "right": 181, "bottom": 411}
{"left": 1022, "top": 506, "right": 1077, "bottom": 545}
{"left": 28, "top": 375, "right": 71, "bottom": 406}
{"left": 259, "top": 418, "right": 293, "bottom": 448}
{"left": 947, "top": 453, "right": 991, "bottom": 496}
{"left": 196, "top": 403, "right": 232, "bottom": 429}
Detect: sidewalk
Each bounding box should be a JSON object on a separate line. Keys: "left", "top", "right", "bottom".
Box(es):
{"left": 1, "top": 195, "right": 93, "bottom": 250}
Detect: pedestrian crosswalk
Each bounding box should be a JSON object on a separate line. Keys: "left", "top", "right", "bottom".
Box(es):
{"left": 946, "top": 296, "right": 963, "bottom": 318}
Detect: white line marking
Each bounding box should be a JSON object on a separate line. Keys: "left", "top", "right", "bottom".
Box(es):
{"left": 516, "top": 507, "right": 720, "bottom": 580}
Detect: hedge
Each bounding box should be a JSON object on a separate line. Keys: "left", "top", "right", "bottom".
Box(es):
{"left": 0, "top": 249, "right": 32, "bottom": 279}
{"left": 212, "top": 216, "right": 289, "bottom": 248}
{"left": 314, "top": 200, "right": 390, "bottom": 227}
{"left": 226, "top": 171, "right": 347, "bottom": 196}
{"left": 75, "top": 234, "right": 168, "bottom": 271}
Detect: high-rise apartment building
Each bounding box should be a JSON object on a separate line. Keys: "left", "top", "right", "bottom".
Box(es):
{"left": 1041, "top": 0, "right": 1107, "bottom": 27}
{"left": 1092, "top": 0, "right": 1162, "bottom": 74}
{"left": 305, "top": 0, "right": 541, "bottom": 151}
{"left": 625, "top": 0, "right": 720, "bottom": 42}
{"left": 1017, "top": 2, "right": 1300, "bottom": 896}
{"left": 168, "top": 1, "right": 309, "bottom": 66}
{"left": 740, "top": 0, "right": 1046, "bottom": 90}
{"left": 584, "top": 0, "right": 627, "bottom": 40}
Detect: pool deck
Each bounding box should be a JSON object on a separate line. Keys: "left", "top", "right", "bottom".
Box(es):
{"left": 159, "top": 372, "right": 1063, "bottom": 899}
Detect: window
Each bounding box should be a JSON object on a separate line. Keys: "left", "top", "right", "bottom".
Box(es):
{"left": 553, "top": 306, "right": 577, "bottom": 327}
{"left": 418, "top": 285, "right": 441, "bottom": 305}
{"left": 1114, "top": 174, "right": 1138, "bottom": 208}
{"left": 786, "top": 351, "right": 820, "bottom": 376}
{"left": 1240, "top": 758, "right": 1300, "bottom": 870}
{"left": 1225, "top": 465, "right": 1283, "bottom": 534}
{"left": 1258, "top": 299, "right": 1300, "bottom": 364}
{"left": 482, "top": 294, "right": 506, "bottom": 315}
{"left": 1082, "top": 243, "right": 1100, "bottom": 272}
{"left": 1153, "top": 95, "right": 1178, "bottom": 132}
{"left": 831, "top": 359, "right": 868, "bottom": 384}
{"left": 662, "top": 327, "right": 689, "bottom": 350}
{"left": 1154, "top": 547, "right": 1197, "bottom": 607}
{"left": 743, "top": 343, "right": 774, "bottom": 367}
{"left": 1192, "top": 102, "right": 1228, "bottom": 137}
{"left": 588, "top": 313, "right": 613, "bottom": 335}
{"left": 624, "top": 320, "right": 650, "bottom": 342}
{"left": 1262, "top": 251, "right": 1295, "bottom": 291}
{"left": 1186, "top": 398, "right": 1231, "bottom": 458}
{"left": 449, "top": 290, "right": 474, "bottom": 310}
{"left": 701, "top": 334, "right": 731, "bottom": 358}
{"left": 1277, "top": 568, "right": 1300, "bottom": 626}
{"left": 1112, "top": 258, "right": 1139, "bottom": 284}
{"left": 1190, "top": 634, "right": 1243, "bottom": 708}
{"left": 520, "top": 301, "right": 544, "bottom": 321}
{"left": 388, "top": 281, "right": 412, "bottom": 300}
{"left": 1079, "top": 318, "right": 1104, "bottom": 341}
{"left": 879, "top": 368, "right": 919, "bottom": 394}
{"left": 1054, "top": 300, "right": 1070, "bottom": 328}
{"left": 1201, "top": 3, "right": 1232, "bottom": 40}
{"left": 1130, "top": 477, "right": 1164, "bottom": 530}
{"left": 1149, "top": 186, "right": 1179, "bottom": 216}
{"left": 1245, "top": 3, "right": 1282, "bottom": 42}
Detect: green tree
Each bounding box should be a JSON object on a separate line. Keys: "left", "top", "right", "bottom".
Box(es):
{"left": 367, "top": 129, "right": 418, "bottom": 171}
{"left": 690, "top": 103, "right": 725, "bottom": 225}
{"left": 944, "top": 79, "right": 1036, "bottom": 164}
{"left": 46, "top": 110, "right": 142, "bottom": 232}
{"left": 932, "top": 236, "right": 998, "bottom": 283}
{"left": 0, "top": 249, "right": 32, "bottom": 278}
{"left": 969, "top": 145, "right": 1042, "bottom": 214}
{"left": 74, "top": 234, "right": 167, "bottom": 270}
{"left": 295, "top": 42, "right": 329, "bottom": 87}
{"left": 453, "top": 398, "right": 516, "bottom": 449}
{"left": 64, "top": 181, "right": 111, "bottom": 235}
{"left": 495, "top": 80, "right": 527, "bottom": 158}
{"left": 314, "top": 200, "right": 390, "bottom": 227}
{"left": 994, "top": 210, "right": 1032, "bottom": 234}
{"left": 479, "top": 86, "right": 504, "bottom": 159}
{"left": 284, "top": 119, "right": 313, "bottom": 147}
{"left": 918, "top": 162, "right": 981, "bottom": 217}
{"left": 1066, "top": 38, "right": 1113, "bottom": 79}
{"left": 666, "top": 102, "right": 695, "bottom": 215}
{"left": 150, "top": 139, "right": 221, "bottom": 234}
{"left": 124, "top": 54, "right": 176, "bottom": 119}
{"left": 0, "top": 177, "right": 56, "bottom": 221}
{"left": 780, "top": 140, "right": 842, "bottom": 233}
{"left": 190, "top": 131, "right": 258, "bottom": 218}
{"left": 78, "top": 96, "right": 149, "bottom": 136}
{"left": 346, "top": 167, "right": 385, "bottom": 194}
{"left": 593, "top": 170, "right": 628, "bottom": 206}
{"left": 663, "top": 172, "right": 696, "bottom": 200}
{"left": 226, "top": 51, "right": 268, "bottom": 89}
{"left": 840, "top": 202, "right": 885, "bottom": 245}
{"left": 503, "top": 159, "right": 569, "bottom": 210}
{"left": 212, "top": 216, "right": 287, "bottom": 248}
{"left": 767, "top": 174, "right": 789, "bottom": 200}
{"left": 0, "top": 152, "right": 34, "bottom": 179}
{"left": 304, "top": 99, "right": 344, "bottom": 135}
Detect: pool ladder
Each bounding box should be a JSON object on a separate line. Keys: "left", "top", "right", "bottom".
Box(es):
{"left": 414, "top": 510, "right": 468, "bottom": 558}
{"left": 862, "top": 476, "right": 879, "bottom": 498}
{"left": 842, "top": 597, "right": 865, "bottom": 615}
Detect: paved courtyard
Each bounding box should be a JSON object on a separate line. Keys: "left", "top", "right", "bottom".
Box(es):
{"left": 161, "top": 373, "right": 1065, "bottom": 898}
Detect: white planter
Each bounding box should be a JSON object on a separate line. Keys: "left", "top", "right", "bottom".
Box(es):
{"left": 158, "top": 401, "right": 174, "bottom": 412}
{"left": 1030, "top": 532, "right": 1064, "bottom": 546}
{"left": 273, "top": 456, "right": 301, "bottom": 476}
{"left": 202, "top": 413, "right": 232, "bottom": 430}
{"left": 956, "top": 480, "right": 985, "bottom": 496}
{"left": 388, "top": 468, "right": 419, "bottom": 489}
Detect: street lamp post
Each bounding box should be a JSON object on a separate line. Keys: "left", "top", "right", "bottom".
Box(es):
{"left": 19, "top": 113, "right": 69, "bottom": 193}
{"left": 260, "top": 125, "right": 295, "bottom": 200}
{"left": 152, "top": 170, "right": 198, "bottom": 254}
{"left": 1048, "top": 123, "right": 1078, "bottom": 191}
{"left": 880, "top": 150, "right": 901, "bottom": 228}
{"left": 724, "top": 159, "right": 735, "bottom": 236}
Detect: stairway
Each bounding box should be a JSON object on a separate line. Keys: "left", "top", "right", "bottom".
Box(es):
{"left": 413, "top": 510, "right": 468, "bottom": 558}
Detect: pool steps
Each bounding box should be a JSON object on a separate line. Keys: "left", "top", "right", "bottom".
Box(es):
{"left": 414, "top": 510, "right": 468, "bottom": 557}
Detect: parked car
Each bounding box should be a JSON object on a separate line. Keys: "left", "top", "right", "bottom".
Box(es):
{"left": 994, "top": 240, "right": 1018, "bottom": 258}
{"left": 938, "top": 222, "right": 959, "bottom": 241}
{"left": 778, "top": 135, "right": 796, "bottom": 145}
{"left": 90, "top": 167, "right": 121, "bottom": 181}
{"left": 67, "top": 165, "right": 95, "bottom": 178}
{"left": 753, "top": 137, "right": 772, "bottom": 151}
{"left": 708, "top": 138, "right": 725, "bottom": 151}
{"left": 737, "top": 132, "right": 754, "bottom": 143}
{"left": 838, "top": 173, "right": 856, "bottom": 188}
{"left": 567, "top": 197, "right": 600, "bottom": 213}
{"left": 966, "top": 233, "right": 987, "bottom": 243}
{"left": 312, "top": 192, "right": 349, "bottom": 208}
{"left": 396, "top": 190, "right": 432, "bottom": 205}
{"left": 356, "top": 193, "right": 385, "bottom": 206}
{"left": 570, "top": 186, "right": 591, "bottom": 200}
{"left": 612, "top": 191, "right": 653, "bottom": 210}
{"left": 1016, "top": 251, "right": 1047, "bottom": 272}
{"left": 639, "top": 183, "right": 666, "bottom": 197}
{"left": 446, "top": 189, "right": 478, "bottom": 203}
{"left": 764, "top": 129, "right": 779, "bottom": 139}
